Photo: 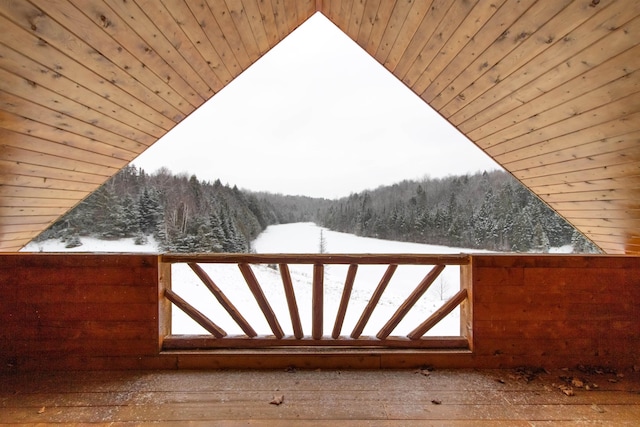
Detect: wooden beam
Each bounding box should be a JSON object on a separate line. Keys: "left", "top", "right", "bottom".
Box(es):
{"left": 332, "top": 264, "right": 358, "bottom": 339}
{"left": 187, "top": 262, "right": 257, "bottom": 337}
{"left": 408, "top": 289, "right": 469, "bottom": 340}
{"left": 238, "top": 263, "right": 284, "bottom": 339}
{"left": 279, "top": 263, "right": 304, "bottom": 339}
{"left": 350, "top": 264, "right": 397, "bottom": 339}
{"left": 162, "top": 335, "right": 469, "bottom": 350}
{"left": 162, "top": 253, "right": 471, "bottom": 265}
{"left": 312, "top": 263, "right": 324, "bottom": 339}
{"left": 377, "top": 264, "right": 446, "bottom": 340}
{"left": 164, "top": 289, "right": 226, "bottom": 338}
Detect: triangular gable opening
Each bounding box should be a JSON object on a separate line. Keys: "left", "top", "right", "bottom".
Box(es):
{"left": 132, "top": 13, "right": 501, "bottom": 199}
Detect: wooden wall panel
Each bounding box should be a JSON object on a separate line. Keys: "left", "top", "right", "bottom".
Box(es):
{"left": 470, "top": 255, "right": 640, "bottom": 368}
{"left": 419, "top": 0, "right": 511, "bottom": 103}
{"left": 29, "top": 0, "right": 193, "bottom": 117}
{"left": 0, "top": 15, "right": 177, "bottom": 133}
{"left": 469, "top": 50, "right": 640, "bottom": 146}
{"left": 1, "top": 254, "right": 638, "bottom": 371}
{"left": 0, "top": 0, "right": 639, "bottom": 253}
{"left": 69, "top": 0, "right": 206, "bottom": 109}
{"left": 451, "top": 1, "right": 634, "bottom": 129}
{"left": 0, "top": 254, "right": 161, "bottom": 370}
{"left": 372, "top": 0, "right": 415, "bottom": 66}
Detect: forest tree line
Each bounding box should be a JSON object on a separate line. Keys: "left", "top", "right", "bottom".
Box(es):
{"left": 317, "top": 170, "right": 598, "bottom": 253}
{"left": 36, "top": 166, "right": 598, "bottom": 253}
{"left": 37, "top": 165, "right": 281, "bottom": 252}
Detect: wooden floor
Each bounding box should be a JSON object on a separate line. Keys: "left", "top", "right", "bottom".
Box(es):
{"left": 1, "top": 367, "right": 639, "bottom": 425}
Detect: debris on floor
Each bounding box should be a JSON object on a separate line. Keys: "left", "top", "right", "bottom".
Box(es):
{"left": 270, "top": 394, "right": 284, "bottom": 405}
{"left": 510, "top": 367, "right": 548, "bottom": 383}
{"left": 559, "top": 385, "right": 575, "bottom": 396}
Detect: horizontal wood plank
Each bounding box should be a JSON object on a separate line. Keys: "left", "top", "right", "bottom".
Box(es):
{"left": 1, "top": 368, "right": 639, "bottom": 423}
{"left": 27, "top": 0, "right": 192, "bottom": 118}
{"left": 162, "top": 335, "right": 469, "bottom": 349}
{"left": 163, "top": 253, "right": 471, "bottom": 264}
{"left": 0, "top": 160, "right": 108, "bottom": 186}
{"left": 452, "top": 1, "right": 639, "bottom": 128}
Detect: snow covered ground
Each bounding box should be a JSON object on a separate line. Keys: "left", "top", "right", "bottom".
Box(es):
{"left": 24, "top": 223, "right": 486, "bottom": 337}
{"left": 168, "top": 225, "right": 472, "bottom": 337}
{"left": 245, "top": 223, "right": 487, "bottom": 337}
{"left": 22, "top": 236, "right": 161, "bottom": 253}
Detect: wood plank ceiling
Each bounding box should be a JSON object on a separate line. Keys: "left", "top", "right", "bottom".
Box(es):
{"left": 0, "top": 0, "right": 638, "bottom": 254}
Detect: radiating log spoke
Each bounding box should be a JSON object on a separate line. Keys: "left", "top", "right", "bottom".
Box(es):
{"left": 238, "top": 263, "right": 284, "bottom": 339}
{"left": 164, "top": 288, "right": 226, "bottom": 338}
{"left": 377, "top": 264, "right": 446, "bottom": 340}
{"left": 187, "top": 262, "right": 256, "bottom": 337}
{"left": 312, "top": 264, "right": 324, "bottom": 340}
{"left": 350, "top": 264, "right": 398, "bottom": 339}
{"left": 332, "top": 264, "right": 358, "bottom": 339}
{"left": 279, "top": 263, "right": 303, "bottom": 339}
{"left": 408, "top": 289, "right": 468, "bottom": 340}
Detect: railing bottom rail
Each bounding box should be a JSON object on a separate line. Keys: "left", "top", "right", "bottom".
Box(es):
{"left": 163, "top": 335, "right": 469, "bottom": 350}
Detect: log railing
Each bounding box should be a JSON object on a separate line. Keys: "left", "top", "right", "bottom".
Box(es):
{"left": 159, "top": 254, "right": 472, "bottom": 350}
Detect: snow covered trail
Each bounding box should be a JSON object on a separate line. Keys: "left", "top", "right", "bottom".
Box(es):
{"left": 173, "top": 223, "right": 480, "bottom": 336}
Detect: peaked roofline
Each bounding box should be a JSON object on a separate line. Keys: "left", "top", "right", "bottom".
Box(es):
{"left": 1, "top": 0, "right": 639, "bottom": 253}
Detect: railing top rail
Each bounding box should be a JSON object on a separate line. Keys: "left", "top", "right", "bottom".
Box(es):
{"left": 160, "top": 253, "right": 470, "bottom": 265}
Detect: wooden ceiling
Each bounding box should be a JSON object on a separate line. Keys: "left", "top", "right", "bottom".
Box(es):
{"left": 0, "top": 0, "right": 639, "bottom": 254}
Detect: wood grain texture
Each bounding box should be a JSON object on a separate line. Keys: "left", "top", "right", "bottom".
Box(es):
{"left": 165, "top": 288, "right": 227, "bottom": 338}
{"left": 332, "top": 264, "right": 358, "bottom": 338}
{"left": 162, "top": 335, "right": 469, "bottom": 349}
{"left": 312, "top": 263, "right": 324, "bottom": 340}
{"left": 377, "top": 264, "right": 446, "bottom": 339}
{"left": 280, "top": 263, "right": 304, "bottom": 339}
{"left": 238, "top": 263, "right": 285, "bottom": 339}
{"left": 162, "top": 253, "right": 471, "bottom": 264}
{"left": 2, "top": 369, "right": 639, "bottom": 424}
{"left": 1, "top": 253, "right": 639, "bottom": 371}
{"left": 1, "top": 0, "right": 639, "bottom": 253}
{"left": 187, "top": 262, "right": 257, "bottom": 337}
{"left": 0, "top": 254, "right": 160, "bottom": 368}
{"left": 350, "top": 264, "right": 397, "bottom": 339}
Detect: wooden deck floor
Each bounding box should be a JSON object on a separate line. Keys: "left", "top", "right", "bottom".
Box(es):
{"left": 1, "top": 367, "right": 639, "bottom": 425}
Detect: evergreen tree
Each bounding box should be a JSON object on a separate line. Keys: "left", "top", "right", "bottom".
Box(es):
{"left": 120, "top": 195, "right": 139, "bottom": 237}
{"left": 531, "top": 222, "right": 550, "bottom": 253}
{"left": 571, "top": 230, "right": 600, "bottom": 253}
{"left": 473, "top": 188, "right": 495, "bottom": 247}
{"left": 510, "top": 207, "right": 534, "bottom": 252}
{"left": 138, "top": 187, "right": 162, "bottom": 235}
{"left": 319, "top": 229, "right": 327, "bottom": 253}
{"left": 34, "top": 165, "right": 593, "bottom": 255}
{"left": 84, "top": 185, "right": 123, "bottom": 239}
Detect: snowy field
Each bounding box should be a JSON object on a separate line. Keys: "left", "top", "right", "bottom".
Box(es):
{"left": 24, "top": 223, "right": 490, "bottom": 337}
{"left": 22, "top": 236, "right": 161, "bottom": 253}
{"left": 246, "top": 223, "right": 485, "bottom": 337}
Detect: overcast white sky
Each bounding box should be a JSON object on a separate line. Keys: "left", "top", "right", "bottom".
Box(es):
{"left": 131, "top": 13, "right": 501, "bottom": 199}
